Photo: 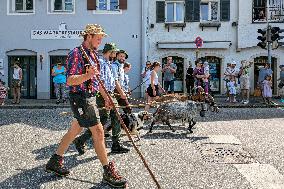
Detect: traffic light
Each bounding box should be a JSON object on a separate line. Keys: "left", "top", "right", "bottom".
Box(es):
{"left": 257, "top": 28, "right": 267, "bottom": 49}
{"left": 271, "top": 27, "right": 284, "bottom": 49}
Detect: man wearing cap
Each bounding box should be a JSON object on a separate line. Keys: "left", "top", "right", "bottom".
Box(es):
{"left": 73, "top": 43, "right": 130, "bottom": 155}
{"left": 45, "top": 24, "right": 127, "bottom": 188}
{"left": 112, "top": 50, "right": 132, "bottom": 113}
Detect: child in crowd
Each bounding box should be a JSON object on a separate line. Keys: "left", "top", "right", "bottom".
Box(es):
{"left": 227, "top": 76, "right": 237, "bottom": 103}
{"left": 202, "top": 61, "right": 210, "bottom": 96}
{"left": 0, "top": 80, "right": 8, "bottom": 105}
{"left": 262, "top": 75, "right": 273, "bottom": 104}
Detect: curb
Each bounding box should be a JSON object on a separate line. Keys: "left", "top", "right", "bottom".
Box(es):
{"left": 1, "top": 104, "right": 284, "bottom": 109}
{"left": 0, "top": 105, "right": 70, "bottom": 109}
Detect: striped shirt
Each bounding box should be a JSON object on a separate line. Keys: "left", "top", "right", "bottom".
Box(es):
{"left": 122, "top": 74, "right": 130, "bottom": 92}
{"left": 111, "top": 61, "right": 125, "bottom": 87}
{"left": 99, "top": 57, "right": 115, "bottom": 92}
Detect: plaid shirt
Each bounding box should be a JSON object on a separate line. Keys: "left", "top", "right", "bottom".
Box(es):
{"left": 66, "top": 44, "right": 99, "bottom": 93}
{"left": 99, "top": 57, "right": 115, "bottom": 92}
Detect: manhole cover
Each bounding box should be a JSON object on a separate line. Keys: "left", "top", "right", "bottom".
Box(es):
{"left": 197, "top": 143, "right": 257, "bottom": 164}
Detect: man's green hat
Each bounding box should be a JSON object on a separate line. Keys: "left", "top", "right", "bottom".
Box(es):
{"left": 117, "top": 50, "right": 128, "bottom": 59}
{"left": 103, "top": 43, "right": 119, "bottom": 53}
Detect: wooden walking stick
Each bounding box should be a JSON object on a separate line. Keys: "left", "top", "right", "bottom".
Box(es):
{"left": 80, "top": 46, "right": 161, "bottom": 189}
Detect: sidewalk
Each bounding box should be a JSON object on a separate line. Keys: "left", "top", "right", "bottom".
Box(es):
{"left": 1, "top": 96, "right": 284, "bottom": 109}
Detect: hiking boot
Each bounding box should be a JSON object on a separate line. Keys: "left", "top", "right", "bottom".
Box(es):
{"left": 111, "top": 142, "right": 130, "bottom": 154}
{"left": 103, "top": 161, "right": 128, "bottom": 188}
{"left": 73, "top": 138, "right": 86, "bottom": 155}
{"left": 56, "top": 100, "right": 60, "bottom": 104}
{"left": 45, "top": 154, "right": 70, "bottom": 176}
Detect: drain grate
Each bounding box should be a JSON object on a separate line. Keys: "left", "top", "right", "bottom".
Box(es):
{"left": 197, "top": 143, "right": 257, "bottom": 164}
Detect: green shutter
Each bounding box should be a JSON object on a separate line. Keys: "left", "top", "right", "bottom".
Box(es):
{"left": 185, "top": 0, "right": 200, "bottom": 22}
{"left": 220, "top": 0, "right": 230, "bottom": 21}
{"left": 156, "top": 1, "right": 165, "bottom": 23}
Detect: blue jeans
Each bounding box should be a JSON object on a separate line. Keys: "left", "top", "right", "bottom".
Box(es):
{"left": 164, "top": 80, "right": 175, "bottom": 93}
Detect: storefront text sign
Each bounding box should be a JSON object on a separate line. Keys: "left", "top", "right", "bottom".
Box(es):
{"left": 31, "top": 30, "right": 83, "bottom": 39}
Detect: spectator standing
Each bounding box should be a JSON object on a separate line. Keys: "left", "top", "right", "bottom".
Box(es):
{"left": 227, "top": 76, "right": 237, "bottom": 103}
{"left": 52, "top": 60, "right": 67, "bottom": 104}
{"left": 224, "top": 61, "right": 238, "bottom": 101}
{"left": 162, "top": 56, "right": 177, "bottom": 94}
{"left": 262, "top": 75, "right": 273, "bottom": 104}
{"left": 277, "top": 65, "right": 284, "bottom": 102}
{"left": 239, "top": 60, "right": 253, "bottom": 104}
{"left": 11, "top": 62, "right": 22, "bottom": 104}
{"left": 185, "top": 62, "right": 195, "bottom": 95}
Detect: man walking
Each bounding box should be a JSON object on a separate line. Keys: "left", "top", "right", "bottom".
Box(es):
{"left": 73, "top": 44, "right": 130, "bottom": 155}
{"left": 45, "top": 24, "right": 127, "bottom": 188}
{"left": 162, "top": 56, "right": 177, "bottom": 94}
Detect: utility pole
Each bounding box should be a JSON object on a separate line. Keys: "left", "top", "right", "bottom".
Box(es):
{"left": 266, "top": 0, "right": 272, "bottom": 65}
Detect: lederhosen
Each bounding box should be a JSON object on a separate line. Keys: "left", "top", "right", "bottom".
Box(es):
{"left": 69, "top": 46, "right": 101, "bottom": 128}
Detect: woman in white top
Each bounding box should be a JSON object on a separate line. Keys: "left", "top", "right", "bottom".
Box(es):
{"left": 141, "top": 61, "right": 152, "bottom": 101}
{"left": 11, "top": 62, "right": 22, "bottom": 104}
{"left": 145, "top": 61, "right": 165, "bottom": 112}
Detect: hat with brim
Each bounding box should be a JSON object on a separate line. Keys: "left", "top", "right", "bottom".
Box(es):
{"left": 231, "top": 61, "right": 237, "bottom": 65}
{"left": 117, "top": 50, "right": 128, "bottom": 59}
{"left": 103, "top": 43, "right": 119, "bottom": 53}
{"left": 80, "top": 24, "right": 107, "bottom": 37}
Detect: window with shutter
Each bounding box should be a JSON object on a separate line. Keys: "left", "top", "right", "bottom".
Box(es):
{"left": 165, "top": 1, "right": 185, "bottom": 23}
{"left": 220, "top": 0, "right": 230, "bottom": 21}
{"left": 119, "top": 0, "right": 127, "bottom": 10}
{"left": 200, "top": 0, "right": 219, "bottom": 22}
{"left": 156, "top": 1, "right": 165, "bottom": 23}
{"left": 87, "top": 0, "right": 96, "bottom": 10}
{"left": 185, "top": 0, "right": 200, "bottom": 22}
{"left": 93, "top": 0, "right": 123, "bottom": 13}
{"left": 14, "top": 0, "right": 34, "bottom": 12}
{"left": 48, "top": 0, "right": 75, "bottom": 12}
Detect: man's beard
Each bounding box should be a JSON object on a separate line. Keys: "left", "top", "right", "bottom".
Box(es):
{"left": 118, "top": 59, "right": 125, "bottom": 64}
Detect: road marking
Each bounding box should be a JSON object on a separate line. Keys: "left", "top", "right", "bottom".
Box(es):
{"left": 234, "top": 163, "right": 284, "bottom": 189}
{"left": 209, "top": 135, "right": 242, "bottom": 145}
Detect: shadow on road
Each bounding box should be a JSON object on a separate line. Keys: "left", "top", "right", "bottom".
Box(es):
{"left": 0, "top": 143, "right": 103, "bottom": 188}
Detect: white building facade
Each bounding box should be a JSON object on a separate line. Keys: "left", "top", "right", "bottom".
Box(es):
{"left": 144, "top": 0, "right": 284, "bottom": 95}
{"left": 0, "top": 0, "right": 143, "bottom": 99}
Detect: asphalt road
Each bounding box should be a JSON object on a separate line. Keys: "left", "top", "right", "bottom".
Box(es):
{"left": 0, "top": 108, "right": 284, "bottom": 189}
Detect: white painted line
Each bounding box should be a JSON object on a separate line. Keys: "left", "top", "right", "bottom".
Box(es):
{"left": 234, "top": 163, "right": 284, "bottom": 189}
{"left": 209, "top": 135, "right": 242, "bottom": 145}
